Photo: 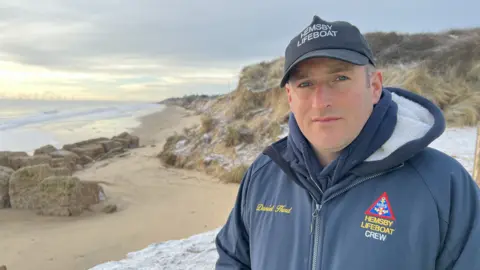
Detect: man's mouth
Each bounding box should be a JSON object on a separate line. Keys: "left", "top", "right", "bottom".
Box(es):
{"left": 312, "top": 116, "right": 341, "bottom": 122}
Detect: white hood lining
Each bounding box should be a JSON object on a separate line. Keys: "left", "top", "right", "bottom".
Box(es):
{"left": 365, "top": 92, "right": 435, "bottom": 162}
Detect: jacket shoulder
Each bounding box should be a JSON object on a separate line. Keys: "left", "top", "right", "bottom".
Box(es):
{"left": 408, "top": 147, "right": 477, "bottom": 222}
{"left": 409, "top": 147, "right": 470, "bottom": 178}
{"left": 410, "top": 146, "right": 466, "bottom": 168}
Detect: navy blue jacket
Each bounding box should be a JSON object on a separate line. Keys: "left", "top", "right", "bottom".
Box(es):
{"left": 215, "top": 87, "right": 480, "bottom": 270}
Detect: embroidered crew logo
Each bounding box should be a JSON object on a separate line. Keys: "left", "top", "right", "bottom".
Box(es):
{"left": 360, "top": 192, "right": 396, "bottom": 242}
{"left": 366, "top": 192, "right": 396, "bottom": 220}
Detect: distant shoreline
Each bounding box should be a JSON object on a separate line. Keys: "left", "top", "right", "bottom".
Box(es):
{"left": 0, "top": 100, "right": 166, "bottom": 154}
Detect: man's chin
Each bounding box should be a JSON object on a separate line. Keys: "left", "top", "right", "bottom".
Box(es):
{"left": 310, "top": 138, "right": 350, "bottom": 153}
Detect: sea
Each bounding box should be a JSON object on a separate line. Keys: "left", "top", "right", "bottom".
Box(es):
{"left": 0, "top": 99, "right": 165, "bottom": 154}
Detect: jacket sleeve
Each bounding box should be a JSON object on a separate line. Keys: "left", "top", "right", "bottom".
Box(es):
{"left": 436, "top": 166, "right": 480, "bottom": 270}
{"left": 215, "top": 167, "right": 252, "bottom": 269}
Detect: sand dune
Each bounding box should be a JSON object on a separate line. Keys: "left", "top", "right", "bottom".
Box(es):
{"left": 0, "top": 106, "right": 239, "bottom": 270}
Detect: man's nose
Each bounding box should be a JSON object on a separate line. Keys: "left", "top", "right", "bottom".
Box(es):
{"left": 311, "top": 85, "right": 333, "bottom": 108}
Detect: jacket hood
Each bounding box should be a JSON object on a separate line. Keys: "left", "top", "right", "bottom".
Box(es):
{"left": 286, "top": 86, "right": 446, "bottom": 192}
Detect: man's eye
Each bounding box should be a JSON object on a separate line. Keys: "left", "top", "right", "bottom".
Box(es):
{"left": 298, "top": 81, "right": 312, "bottom": 88}
{"left": 335, "top": 75, "right": 349, "bottom": 81}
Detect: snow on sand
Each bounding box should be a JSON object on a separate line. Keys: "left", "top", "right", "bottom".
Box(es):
{"left": 90, "top": 126, "right": 478, "bottom": 270}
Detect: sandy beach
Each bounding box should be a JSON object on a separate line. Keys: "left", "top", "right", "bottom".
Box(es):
{"left": 0, "top": 106, "right": 239, "bottom": 270}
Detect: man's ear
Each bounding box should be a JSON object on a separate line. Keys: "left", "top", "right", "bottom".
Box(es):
{"left": 371, "top": 71, "right": 383, "bottom": 104}
{"left": 285, "top": 84, "right": 292, "bottom": 104}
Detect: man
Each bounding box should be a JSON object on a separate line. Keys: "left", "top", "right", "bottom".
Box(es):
{"left": 215, "top": 15, "right": 480, "bottom": 270}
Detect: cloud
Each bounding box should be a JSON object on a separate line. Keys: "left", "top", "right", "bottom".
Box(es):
{"left": 0, "top": 59, "right": 238, "bottom": 101}
{"left": 0, "top": 0, "right": 478, "bottom": 100}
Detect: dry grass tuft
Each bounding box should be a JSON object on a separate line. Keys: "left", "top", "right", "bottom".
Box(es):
{"left": 425, "top": 36, "right": 480, "bottom": 78}
{"left": 382, "top": 63, "right": 480, "bottom": 127}
{"left": 224, "top": 125, "right": 254, "bottom": 147}
{"left": 364, "top": 28, "right": 480, "bottom": 68}
{"left": 224, "top": 58, "right": 286, "bottom": 120}
{"left": 157, "top": 134, "right": 188, "bottom": 167}
{"left": 200, "top": 115, "right": 215, "bottom": 133}
{"left": 240, "top": 58, "right": 284, "bottom": 93}
{"left": 225, "top": 126, "right": 240, "bottom": 147}
{"left": 228, "top": 89, "right": 267, "bottom": 120}
{"left": 263, "top": 86, "right": 290, "bottom": 122}
{"left": 263, "top": 121, "right": 282, "bottom": 140}
{"left": 220, "top": 164, "right": 249, "bottom": 184}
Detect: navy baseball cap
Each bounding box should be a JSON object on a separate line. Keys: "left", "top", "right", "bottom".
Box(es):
{"left": 280, "top": 16, "right": 376, "bottom": 87}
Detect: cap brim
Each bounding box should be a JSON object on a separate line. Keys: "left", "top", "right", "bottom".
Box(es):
{"left": 280, "top": 49, "right": 370, "bottom": 87}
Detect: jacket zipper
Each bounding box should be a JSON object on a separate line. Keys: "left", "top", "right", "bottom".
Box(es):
{"left": 308, "top": 173, "right": 324, "bottom": 270}
{"left": 308, "top": 174, "right": 323, "bottom": 234}
{"left": 309, "top": 163, "right": 405, "bottom": 270}
{"left": 311, "top": 203, "right": 322, "bottom": 270}
{"left": 307, "top": 174, "right": 323, "bottom": 270}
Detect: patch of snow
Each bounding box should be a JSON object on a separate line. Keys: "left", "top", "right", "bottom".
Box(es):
{"left": 429, "top": 126, "right": 477, "bottom": 174}
{"left": 175, "top": 140, "right": 188, "bottom": 149}
{"left": 90, "top": 228, "right": 222, "bottom": 270}
{"left": 174, "top": 139, "right": 194, "bottom": 157}
{"left": 203, "top": 153, "right": 227, "bottom": 166}
{"left": 91, "top": 127, "right": 479, "bottom": 270}
{"left": 99, "top": 190, "right": 106, "bottom": 201}
{"left": 202, "top": 133, "right": 211, "bottom": 144}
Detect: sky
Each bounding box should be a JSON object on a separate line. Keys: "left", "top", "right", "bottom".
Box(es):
{"left": 0, "top": 0, "right": 478, "bottom": 101}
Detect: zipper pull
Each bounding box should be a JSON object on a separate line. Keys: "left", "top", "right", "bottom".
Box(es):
{"left": 310, "top": 204, "right": 321, "bottom": 234}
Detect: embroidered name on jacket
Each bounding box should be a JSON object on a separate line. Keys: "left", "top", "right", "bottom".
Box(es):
{"left": 256, "top": 203, "right": 292, "bottom": 214}
{"left": 360, "top": 192, "right": 396, "bottom": 241}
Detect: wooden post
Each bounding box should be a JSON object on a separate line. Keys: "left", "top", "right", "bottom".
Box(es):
{"left": 473, "top": 122, "right": 480, "bottom": 187}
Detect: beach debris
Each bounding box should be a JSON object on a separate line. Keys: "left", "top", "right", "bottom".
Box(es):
{"left": 2, "top": 132, "right": 140, "bottom": 175}
{"left": 112, "top": 132, "right": 140, "bottom": 149}
{"left": 0, "top": 132, "right": 141, "bottom": 216}
{"left": 0, "top": 151, "right": 28, "bottom": 168}
{"left": 80, "top": 155, "right": 95, "bottom": 165}
{"left": 8, "top": 164, "right": 104, "bottom": 216}
{"left": 49, "top": 149, "right": 80, "bottom": 161}
{"left": 84, "top": 181, "right": 106, "bottom": 204}
{"left": 35, "top": 177, "right": 105, "bottom": 216}
{"left": 96, "top": 147, "right": 127, "bottom": 161}
{"left": 33, "top": 144, "right": 57, "bottom": 156}
{"left": 35, "top": 176, "right": 87, "bottom": 216}
{"left": 63, "top": 137, "right": 111, "bottom": 150}
{"left": 118, "top": 152, "right": 131, "bottom": 158}
{"left": 50, "top": 157, "right": 71, "bottom": 170}
{"left": 9, "top": 164, "right": 71, "bottom": 210}
{"left": 63, "top": 136, "right": 117, "bottom": 160}
{"left": 9, "top": 154, "right": 52, "bottom": 170}
{"left": 102, "top": 203, "right": 117, "bottom": 214}
{"left": 52, "top": 132, "right": 141, "bottom": 166}
{"left": 69, "top": 144, "right": 106, "bottom": 161}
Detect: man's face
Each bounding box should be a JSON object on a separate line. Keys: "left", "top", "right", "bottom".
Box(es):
{"left": 285, "top": 57, "right": 383, "bottom": 156}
